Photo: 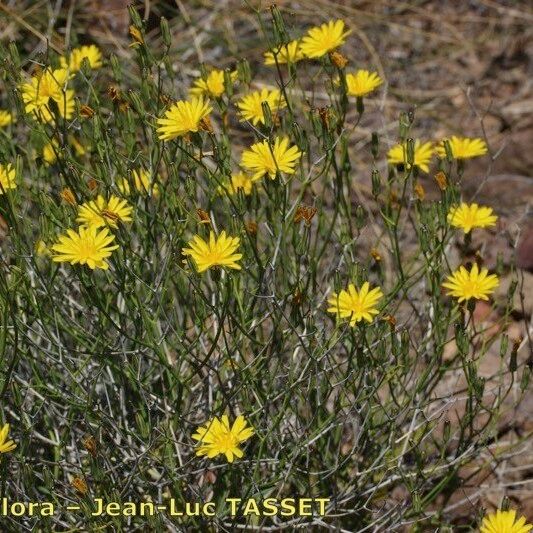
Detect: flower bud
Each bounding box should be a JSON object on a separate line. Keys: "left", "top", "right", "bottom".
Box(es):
{"left": 160, "top": 16, "right": 171, "bottom": 47}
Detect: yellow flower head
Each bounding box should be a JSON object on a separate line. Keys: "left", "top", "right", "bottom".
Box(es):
{"left": 43, "top": 141, "right": 58, "bottom": 165}
{"left": 183, "top": 231, "right": 242, "bottom": 273}
{"left": 327, "top": 282, "right": 383, "bottom": 326}
{"left": 221, "top": 172, "right": 256, "bottom": 196}
{"left": 387, "top": 140, "right": 434, "bottom": 173}
{"left": 50, "top": 90, "right": 75, "bottom": 121}
{"left": 20, "top": 68, "right": 74, "bottom": 123}
{"left": 480, "top": 509, "right": 532, "bottom": 533}
{"left": 118, "top": 168, "right": 159, "bottom": 197}
{"left": 443, "top": 263, "right": 499, "bottom": 303}
{"left": 20, "top": 76, "right": 48, "bottom": 113}
{"left": 35, "top": 240, "right": 51, "bottom": 257}
{"left": 264, "top": 40, "right": 304, "bottom": 65}
{"left": 436, "top": 136, "right": 488, "bottom": 160}
{"left": 448, "top": 203, "right": 497, "bottom": 233}
{"left": 69, "top": 136, "right": 87, "bottom": 156}
{"left": 0, "top": 423, "right": 16, "bottom": 454}
{"left": 52, "top": 225, "right": 119, "bottom": 270}
{"left": 190, "top": 69, "right": 234, "bottom": 99}
{"left": 240, "top": 136, "right": 302, "bottom": 181}
{"left": 0, "top": 110, "right": 13, "bottom": 127}
{"left": 77, "top": 195, "right": 133, "bottom": 229}
{"left": 20, "top": 68, "right": 68, "bottom": 107}
{"left": 60, "top": 45, "right": 103, "bottom": 73}
{"left": 345, "top": 70, "right": 382, "bottom": 97}
{"left": 237, "top": 88, "right": 286, "bottom": 126}
{"left": 192, "top": 415, "right": 254, "bottom": 463}
{"left": 300, "top": 19, "right": 351, "bottom": 59}
{"left": 42, "top": 137, "right": 85, "bottom": 164}
{"left": 156, "top": 96, "right": 213, "bottom": 141}
{"left": 0, "top": 163, "right": 16, "bottom": 194}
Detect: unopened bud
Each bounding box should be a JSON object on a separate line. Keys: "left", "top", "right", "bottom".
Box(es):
{"left": 160, "top": 17, "right": 171, "bottom": 47}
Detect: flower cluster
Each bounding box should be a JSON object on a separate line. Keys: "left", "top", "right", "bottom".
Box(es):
{"left": 387, "top": 137, "right": 488, "bottom": 173}
{"left": 3, "top": 17, "right": 504, "bottom": 481}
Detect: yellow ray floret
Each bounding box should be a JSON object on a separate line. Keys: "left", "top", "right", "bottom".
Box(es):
{"left": 156, "top": 96, "right": 212, "bottom": 141}
{"left": 345, "top": 70, "right": 383, "bottom": 97}
{"left": 240, "top": 136, "right": 302, "bottom": 181}
{"left": 52, "top": 225, "right": 119, "bottom": 270}
{"left": 0, "top": 163, "right": 16, "bottom": 194}
{"left": 300, "top": 19, "right": 351, "bottom": 59}
{"left": 190, "top": 69, "right": 236, "bottom": 98}
{"left": 387, "top": 140, "right": 434, "bottom": 173}
{"left": 264, "top": 40, "right": 304, "bottom": 65}
{"left": 442, "top": 263, "right": 499, "bottom": 302}
{"left": 77, "top": 195, "right": 133, "bottom": 228}
{"left": 0, "top": 423, "right": 16, "bottom": 454}
{"left": 182, "top": 230, "right": 242, "bottom": 273}
{"left": 448, "top": 203, "right": 497, "bottom": 233}
{"left": 327, "top": 282, "right": 383, "bottom": 326}
{"left": 118, "top": 168, "right": 159, "bottom": 197}
{"left": 60, "top": 45, "right": 103, "bottom": 73}
{"left": 436, "top": 136, "right": 487, "bottom": 160}
{"left": 43, "top": 140, "right": 59, "bottom": 165}
{"left": 192, "top": 415, "right": 254, "bottom": 463}
{"left": 20, "top": 68, "right": 74, "bottom": 123}
{"left": 0, "top": 110, "right": 13, "bottom": 127}
{"left": 219, "top": 172, "right": 257, "bottom": 196}
{"left": 479, "top": 509, "right": 532, "bottom": 533}
{"left": 236, "top": 88, "right": 286, "bottom": 126}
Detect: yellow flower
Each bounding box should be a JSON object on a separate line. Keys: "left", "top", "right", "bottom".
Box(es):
{"left": 220, "top": 172, "right": 257, "bottom": 196}
{"left": 118, "top": 168, "right": 159, "bottom": 197}
{"left": 52, "top": 225, "right": 118, "bottom": 270}
{"left": 42, "top": 90, "right": 75, "bottom": 122}
{"left": 0, "top": 423, "right": 16, "bottom": 454}
{"left": 387, "top": 140, "right": 434, "bottom": 173}
{"left": 345, "top": 70, "right": 382, "bottom": 97}
{"left": 190, "top": 69, "right": 235, "bottom": 99}
{"left": 300, "top": 19, "right": 351, "bottom": 59}
{"left": 20, "top": 68, "right": 68, "bottom": 108}
{"left": 327, "top": 282, "right": 383, "bottom": 326}
{"left": 192, "top": 415, "right": 254, "bottom": 463}
{"left": 69, "top": 136, "right": 86, "bottom": 156}
{"left": 436, "top": 136, "right": 488, "bottom": 160}
{"left": 0, "top": 110, "right": 13, "bottom": 127}
{"left": 264, "top": 40, "right": 304, "bottom": 65}
{"left": 448, "top": 203, "right": 497, "bottom": 233}
{"left": 20, "top": 76, "right": 48, "bottom": 113}
{"left": 156, "top": 96, "right": 213, "bottom": 141}
{"left": 443, "top": 263, "right": 499, "bottom": 303}
{"left": 60, "top": 45, "right": 103, "bottom": 73}
{"left": 35, "top": 240, "right": 51, "bottom": 257}
{"left": 77, "top": 195, "right": 133, "bottom": 228}
{"left": 0, "top": 163, "right": 16, "bottom": 193}
{"left": 43, "top": 141, "right": 58, "bottom": 165}
{"left": 182, "top": 231, "right": 242, "bottom": 273}
{"left": 20, "top": 68, "right": 74, "bottom": 123}
{"left": 236, "top": 88, "right": 286, "bottom": 126}
{"left": 480, "top": 509, "right": 532, "bottom": 533}
{"left": 240, "top": 136, "right": 302, "bottom": 181}
{"left": 22, "top": 68, "right": 67, "bottom": 106}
